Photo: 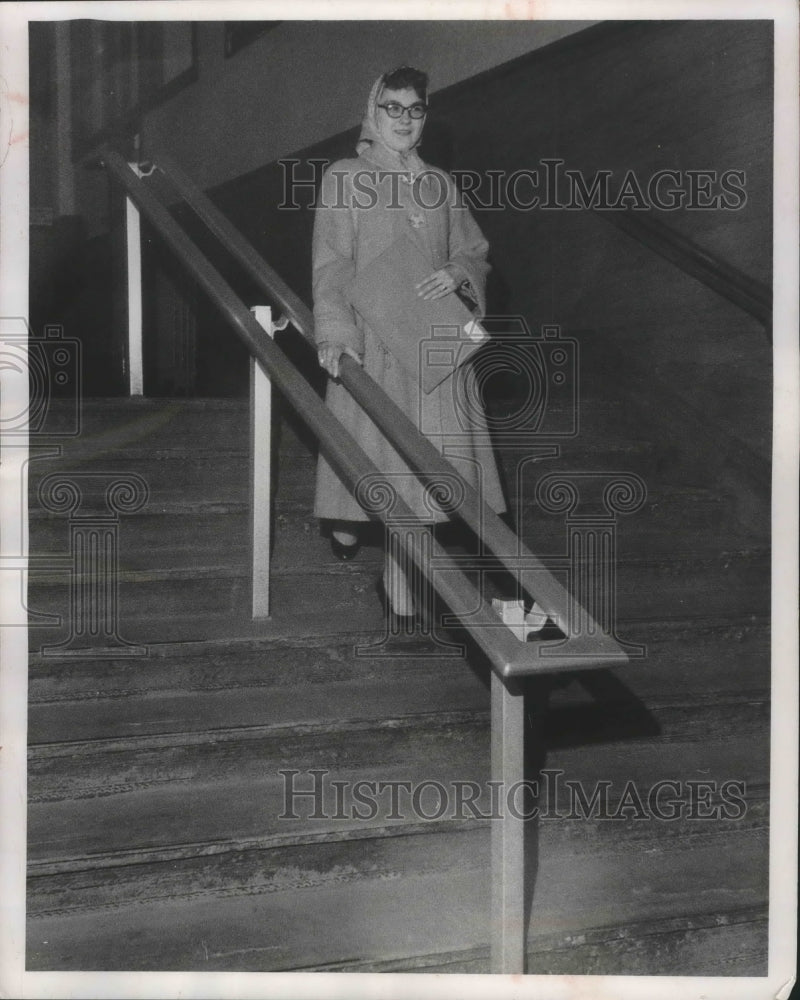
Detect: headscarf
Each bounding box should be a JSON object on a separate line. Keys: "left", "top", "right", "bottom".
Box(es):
{"left": 356, "top": 73, "right": 425, "bottom": 175}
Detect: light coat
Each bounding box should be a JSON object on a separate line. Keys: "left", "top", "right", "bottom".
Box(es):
{"left": 313, "top": 144, "right": 507, "bottom": 523}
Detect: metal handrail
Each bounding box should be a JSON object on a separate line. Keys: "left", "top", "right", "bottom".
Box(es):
{"left": 594, "top": 207, "right": 772, "bottom": 332}
{"left": 103, "top": 149, "right": 626, "bottom": 676}
{"left": 142, "top": 149, "right": 630, "bottom": 673}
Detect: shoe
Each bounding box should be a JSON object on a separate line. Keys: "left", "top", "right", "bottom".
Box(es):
{"left": 331, "top": 535, "right": 360, "bottom": 561}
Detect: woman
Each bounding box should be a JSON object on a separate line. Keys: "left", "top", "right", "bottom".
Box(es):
{"left": 313, "top": 66, "right": 506, "bottom": 622}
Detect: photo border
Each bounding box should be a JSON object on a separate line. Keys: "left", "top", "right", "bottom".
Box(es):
{"left": 1, "top": 1, "right": 796, "bottom": 997}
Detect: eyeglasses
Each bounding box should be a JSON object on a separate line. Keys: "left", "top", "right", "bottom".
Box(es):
{"left": 377, "top": 101, "right": 428, "bottom": 120}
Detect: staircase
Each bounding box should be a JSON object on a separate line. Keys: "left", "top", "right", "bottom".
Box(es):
{"left": 26, "top": 338, "right": 770, "bottom": 973}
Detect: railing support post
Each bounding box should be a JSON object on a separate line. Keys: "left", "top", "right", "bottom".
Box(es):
{"left": 491, "top": 671, "right": 526, "bottom": 973}
{"left": 250, "top": 306, "right": 277, "bottom": 618}
{"left": 125, "top": 162, "right": 145, "bottom": 396}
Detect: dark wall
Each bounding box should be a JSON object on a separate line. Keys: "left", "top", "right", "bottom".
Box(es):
{"left": 28, "top": 21, "right": 127, "bottom": 396}
{"left": 206, "top": 21, "right": 772, "bottom": 396}
{"left": 43, "top": 20, "right": 772, "bottom": 420}
{"left": 29, "top": 23, "right": 56, "bottom": 211}
{"left": 434, "top": 20, "right": 772, "bottom": 459}
{"left": 29, "top": 215, "right": 129, "bottom": 398}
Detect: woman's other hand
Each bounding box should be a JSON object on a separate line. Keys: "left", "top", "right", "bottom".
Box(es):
{"left": 317, "top": 344, "right": 362, "bottom": 379}
{"left": 416, "top": 266, "right": 458, "bottom": 300}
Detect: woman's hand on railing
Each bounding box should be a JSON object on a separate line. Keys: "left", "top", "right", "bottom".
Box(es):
{"left": 317, "top": 343, "right": 362, "bottom": 379}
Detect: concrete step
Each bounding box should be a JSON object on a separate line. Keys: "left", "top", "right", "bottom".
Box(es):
{"left": 346, "top": 907, "right": 768, "bottom": 975}
{"left": 27, "top": 562, "right": 386, "bottom": 650}
{"left": 31, "top": 398, "right": 318, "bottom": 477}
{"left": 40, "top": 397, "right": 247, "bottom": 449}
{"left": 27, "top": 653, "right": 491, "bottom": 745}
{"left": 26, "top": 543, "right": 770, "bottom": 652}
{"left": 29, "top": 452, "right": 250, "bottom": 509}
{"left": 28, "top": 507, "right": 367, "bottom": 574}
{"left": 26, "top": 800, "right": 768, "bottom": 973}
{"left": 27, "top": 690, "right": 768, "bottom": 857}
{"left": 28, "top": 434, "right": 660, "bottom": 514}
{"left": 26, "top": 634, "right": 770, "bottom": 749}
{"left": 41, "top": 392, "right": 623, "bottom": 450}
{"left": 27, "top": 715, "right": 493, "bottom": 859}
{"left": 27, "top": 614, "right": 769, "bottom": 710}
{"left": 28, "top": 482, "right": 763, "bottom": 576}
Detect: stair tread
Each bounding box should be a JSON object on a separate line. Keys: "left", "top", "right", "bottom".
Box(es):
{"left": 27, "top": 614, "right": 769, "bottom": 701}
{"left": 320, "top": 910, "right": 768, "bottom": 975}
{"left": 28, "top": 669, "right": 490, "bottom": 744}
{"left": 27, "top": 698, "right": 768, "bottom": 860}
{"left": 27, "top": 443, "right": 662, "bottom": 515}
{"left": 28, "top": 483, "right": 767, "bottom": 568}
{"left": 25, "top": 540, "right": 770, "bottom": 580}
{"left": 26, "top": 820, "right": 768, "bottom": 972}
{"left": 26, "top": 544, "right": 770, "bottom": 651}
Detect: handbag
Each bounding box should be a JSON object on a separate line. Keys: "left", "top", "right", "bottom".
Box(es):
{"left": 346, "top": 232, "right": 488, "bottom": 393}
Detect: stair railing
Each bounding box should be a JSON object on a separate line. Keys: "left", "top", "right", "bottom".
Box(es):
{"left": 590, "top": 208, "right": 772, "bottom": 503}
{"left": 594, "top": 207, "right": 772, "bottom": 332}
{"left": 102, "top": 147, "right": 633, "bottom": 974}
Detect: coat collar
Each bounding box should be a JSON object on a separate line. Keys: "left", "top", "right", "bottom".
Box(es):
{"left": 359, "top": 141, "right": 424, "bottom": 180}
{"left": 356, "top": 147, "right": 443, "bottom": 265}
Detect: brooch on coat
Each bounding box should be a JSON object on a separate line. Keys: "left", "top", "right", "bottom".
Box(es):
{"left": 408, "top": 213, "right": 426, "bottom": 229}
